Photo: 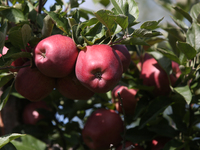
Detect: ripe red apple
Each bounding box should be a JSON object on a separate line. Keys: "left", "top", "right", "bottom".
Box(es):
{"left": 34, "top": 34, "right": 79, "bottom": 78}
{"left": 9, "top": 57, "right": 28, "bottom": 72}
{"left": 15, "top": 61, "right": 56, "bottom": 101}
{"left": 75, "top": 44, "right": 123, "bottom": 93}
{"left": 112, "top": 45, "right": 131, "bottom": 72}
{"left": 0, "top": 46, "right": 9, "bottom": 57}
{"left": 112, "top": 85, "right": 138, "bottom": 115}
{"left": 140, "top": 57, "right": 181, "bottom": 96}
{"left": 23, "top": 101, "right": 49, "bottom": 125}
{"left": 56, "top": 72, "right": 94, "bottom": 100}
{"left": 82, "top": 108, "right": 124, "bottom": 150}
{"left": 116, "top": 141, "right": 144, "bottom": 150}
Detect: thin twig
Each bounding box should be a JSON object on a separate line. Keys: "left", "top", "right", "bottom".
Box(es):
{"left": 0, "top": 64, "right": 30, "bottom": 70}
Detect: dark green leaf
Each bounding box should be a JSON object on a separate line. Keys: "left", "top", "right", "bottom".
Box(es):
{"left": 141, "top": 18, "right": 163, "bottom": 30}
{"left": 44, "top": 10, "right": 70, "bottom": 34}
{"left": 173, "top": 85, "right": 192, "bottom": 105}
{"left": 93, "top": 0, "right": 110, "bottom": 7}
{"left": 163, "top": 139, "right": 184, "bottom": 150}
{"left": 1, "top": 142, "right": 17, "bottom": 150}
{"left": 0, "top": 22, "right": 8, "bottom": 54}
{"left": 109, "top": 14, "right": 128, "bottom": 30}
{"left": 176, "top": 41, "right": 196, "bottom": 59}
{"left": 0, "top": 73, "right": 14, "bottom": 87}
{"left": 171, "top": 16, "right": 188, "bottom": 32}
{"left": 164, "top": 27, "right": 186, "bottom": 42}
{"left": 139, "top": 96, "right": 172, "bottom": 129}
{"left": 0, "top": 133, "right": 25, "bottom": 148}
{"left": 186, "top": 23, "right": 200, "bottom": 53}
{"left": 132, "top": 29, "right": 162, "bottom": 37}
{"left": 157, "top": 48, "right": 180, "bottom": 64}
{"left": 173, "top": 6, "right": 193, "bottom": 23}
{"left": 120, "top": 37, "right": 147, "bottom": 45}
{"left": 126, "top": 127, "right": 155, "bottom": 143}
{"left": 21, "top": 24, "right": 32, "bottom": 49}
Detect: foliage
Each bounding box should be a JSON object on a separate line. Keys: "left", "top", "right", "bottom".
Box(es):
{"left": 0, "top": 0, "right": 200, "bottom": 150}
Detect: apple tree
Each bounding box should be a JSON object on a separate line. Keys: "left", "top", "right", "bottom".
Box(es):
{"left": 0, "top": 0, "right": 200, "bottom": 149}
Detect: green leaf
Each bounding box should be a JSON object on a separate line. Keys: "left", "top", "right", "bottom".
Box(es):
{"left": 173, "top": 6, "right": 193, "bottom": 23}
{"left": 41, "top": 15, "right": 54, "bottom": 38}
{"left": 186, "top": 23, "right": 200, "bottom": 53}
{"left": 132, "top": 29, "right": 162, "bottom": 37}
{"left": 120, "top": 37, "right": 147, "bottom": 45}
{"left": 109, "top": 14, "right": 128, "bottom": 30}
{"left": 139, "top": 96, "right": 172, "bottom": 129}
{"left": 0, "top": 82, "right": 14, "bottom": 111}
{"left": 126, "top": 127, "right": 155, "bottom": 143}
{"left": 111, "top": 0, "right": 139, "bottom": 26}
{"left": 11, "top": 134, "right": 47, "bottom": 150}
{"left": 0, "top": 133, "right": 25, "bottom": 148}
{"left": 0, "top": 22, "right": 8, "bottom": 54}
{"left": 176, "top": 41, "right": 197, "bottom": 59}
{"left": 157, "top": 48, "right": 180, "bottom": 64}
{"left": 0, "top": 8, "right": 26, "bottom": 23}
{"left": 44, "top": 10, "right": 70, "bottom": 34}
{"left": 80, "top": 18, "right": 99, "bottom": 30}
{"left": 93, "top": 0, "right": 110, "bottom": 7}
{"left": 140, "top": 17, "right": 163, "bottom": 30}
{"left": 190, "top": 2, "right": 200, "bottom": 23}
{"left": 0, "top": 73, "right": 14, "bottom": 87}
{"left": 163, "top": 139, "right": 184, "bottom": 150}
{"left": 170, "top": 16, "right": 188, "bottom": 32}
{"left": 164, "top": 27, "right": 186, "bottom": 42}
{"left": 1, "top": 142, "right": 17, "bottom": 150}
{"left": 21, "top": 24, "right": 32, "bottom": 49}
{"left": 173, "top": 85, "right": 192, "bottom": 105}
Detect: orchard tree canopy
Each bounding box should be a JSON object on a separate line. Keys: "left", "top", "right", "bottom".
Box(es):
{"left": 0, "top": 0, "right": 200, "bottom": 150}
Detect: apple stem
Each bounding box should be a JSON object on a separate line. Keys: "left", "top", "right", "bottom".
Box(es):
{"left": 117, "top": 92, "right": 127, "bottom": 150}
{"left": 0, "top": 64, "right": 31, "bottom": 71}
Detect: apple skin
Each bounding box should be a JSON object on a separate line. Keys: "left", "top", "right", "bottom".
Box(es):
{"left": 34, "top": 34, "right": 79, "bottom": 78}
{"left": 112, "top": 45, "right": 131, "bottom": 72}
{"left": 23, "top": 101, "right": 49, "bottom": 125}
{"left": 0, "top": 46, "right": 9, "bottom": 57}
{"left": 151, "top": 137, "right": 171, "bottom": 150}
{"left": 15, "top": 61, "right": 56, "bottom": 102}
{"left": 140, "top": 57, "right": 181, "bottom": 96}
{"left": 56, "top": 72, "right": 95, "bottom": 100}
{"left": 75, "top": 44, "right": 123, "bottom": 93}
{"left": 82, "top": 108, "right": 124, "bottom": 150}
{"left": 116, "top": 141, "right": 144, "bottom": 150}
{"left": 112, "top": 85, "right": 138, "bottom": 115}
{"left": 9, "top": 57, "right": 28, "bottom": 72}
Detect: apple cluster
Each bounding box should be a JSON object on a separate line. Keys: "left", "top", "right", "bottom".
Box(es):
{"left": 14, "top": 34, "right": 132, "bottom": 102}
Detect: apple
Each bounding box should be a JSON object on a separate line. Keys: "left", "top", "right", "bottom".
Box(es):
{"left": 34, "top": 34, "right": 79, "bottom": 78}
{"left": 116, "top": 141, "right": 144, "bottom": 150}
{"left": 112, "top": 45, "right": 131, "bottom": 72}
{"left": 56, "top": 72, "right": 95, "bottom": 100}
{"left": 15, "top": 61, "right": 56, "bottom": 101}
{"left": 9, "top": 57, "right": 28, "bottom": 72}
{"left": 23, "top": 101, "right": 49, "bottom": 125}
{"left": 0, "top": 46, "right": 9, "bottom": 57}
{"left": 75, "top": 44, "right": 123, "bottom": 93}
{"left": 82, "top": 108, "right": 124, "bottom": 150}
{"left": 140, "top": 57, "right": 181, "bottom": 96}
{"left": 112, "top": 85, "right": 138, "bottom": 115}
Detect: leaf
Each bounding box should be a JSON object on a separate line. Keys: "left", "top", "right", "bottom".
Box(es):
{"left": 170, "top": 16, "right": 188, "bottom": 32}
{"left": 44, "top": 10, "right": 70, "bottom": 34}
{"left": 120, "top": 37, "right": 147, "bottom": 45}
{"left": 176, "top": 41, "right": 196, "bottom": 59}
{"left": 41, "top": 15, "right": 54, "bottom": 38}
{"left": 109, "top": 14, "right": 128, "bottom": 30}
{"left": 21, "top": 24, "right": 32, "bottom": 49}
{"left": 11, "top": 134, "right": 47, "bottom": 150}
{"left": 173, "top": 6, "right": 193, "bottom": 23}
{"left": 157, "top": 48, "right": 180, "bottom": 64}
{"left": 1, "top": 142, "right": 17, "bottom": 150}
{"left": 140, "top": 17, "right": 164, "bottom": 30}
{"left": 139, "top": 96, "right": 172, "bottom": 129}
{"left": 186, "top": 23, "right": 200, "bottom": 53}
{"left": 164, "top": 27, "right": 186, "bottom": 42}
{"left": 132, "top": 29, "right": 162, "bottom": 37}
{"left": 93, "top": 0, "right": 110, "bottom": 7}
{"left": 0, "top": 73, "right": 14, "bottom": 87}
{"left": 0, "top": 133, "right": 25, "bottom": 148}
{"left": 0, "top": 22, "right": 8, "bottom": 54}
{"left": 173, "top": 85, "right": 192, "bottom": 105}
{"left": 0, "top": 8, "right": 26, "bottom": 23}
{"left": 190, "top": 2, "right": 200, "bottom": 23}
{"left": 126, "top": 127, "right": 155, "bottom": 143}
{"left": 111, "top": 0, "right": 139, "bottom": 27}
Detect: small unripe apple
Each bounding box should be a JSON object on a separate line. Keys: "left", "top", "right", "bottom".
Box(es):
{"left": 34, "top": 34, "right": 78, "bottom": 78}
{"left": 140, "top": 57, "right": 181, "bottom": 96}
{"left": 15, "top": 61, "right": 56, "bottom": 101}
{"left": 112, "top": 45, "right": 131, "bottom": 72}
{"left": 116, "top": 141, "right": 144, "bottom": 150}
{"left": 112, "top": 85, "right": 138, "bottom": 115}
{"left": 56, "top": 72, "right": 94, "bottom": 100}
{"left": 82, "top": 108, "right": 124, "bottom": 150}
{"left": 75, "top": 44, "right": 123, "bottom": 93}
{"left": 23, "top": 101, "right": 49, "bottom": 125}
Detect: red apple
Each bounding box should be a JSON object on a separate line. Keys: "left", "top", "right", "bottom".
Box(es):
{"left": 15, "top": 61, "right": 56, "bottom": 101}
{"left": 140, "top": 57, "right": 180, "bottom": 96}
{"left": 75, "top": 44, "right": 123, "bottom": 93}
{"left": 0, "top": 46, "right": 9, "bottom": 57}
{"left": 56, "top": 72, "right": 94, "bottom": 100}
{"left": 34, "top": 34, "right": 79, "bottom": 78}
{"left": 23, "top": 101, "right": 49, "bottom": 125}
{"left": 112, "top": 45, "right": 131, "bottom": 72}
{"left": 9, "top": 57, "right": 28, "bottom": 72}
{"left": 82, "top": 108, "right": 124, "bottom": 150}
{"left": 112, "top": 85, "right": 138, "bottom": 115}
{"left": 116, "top": 141, "right": 144, "bottom": 150}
